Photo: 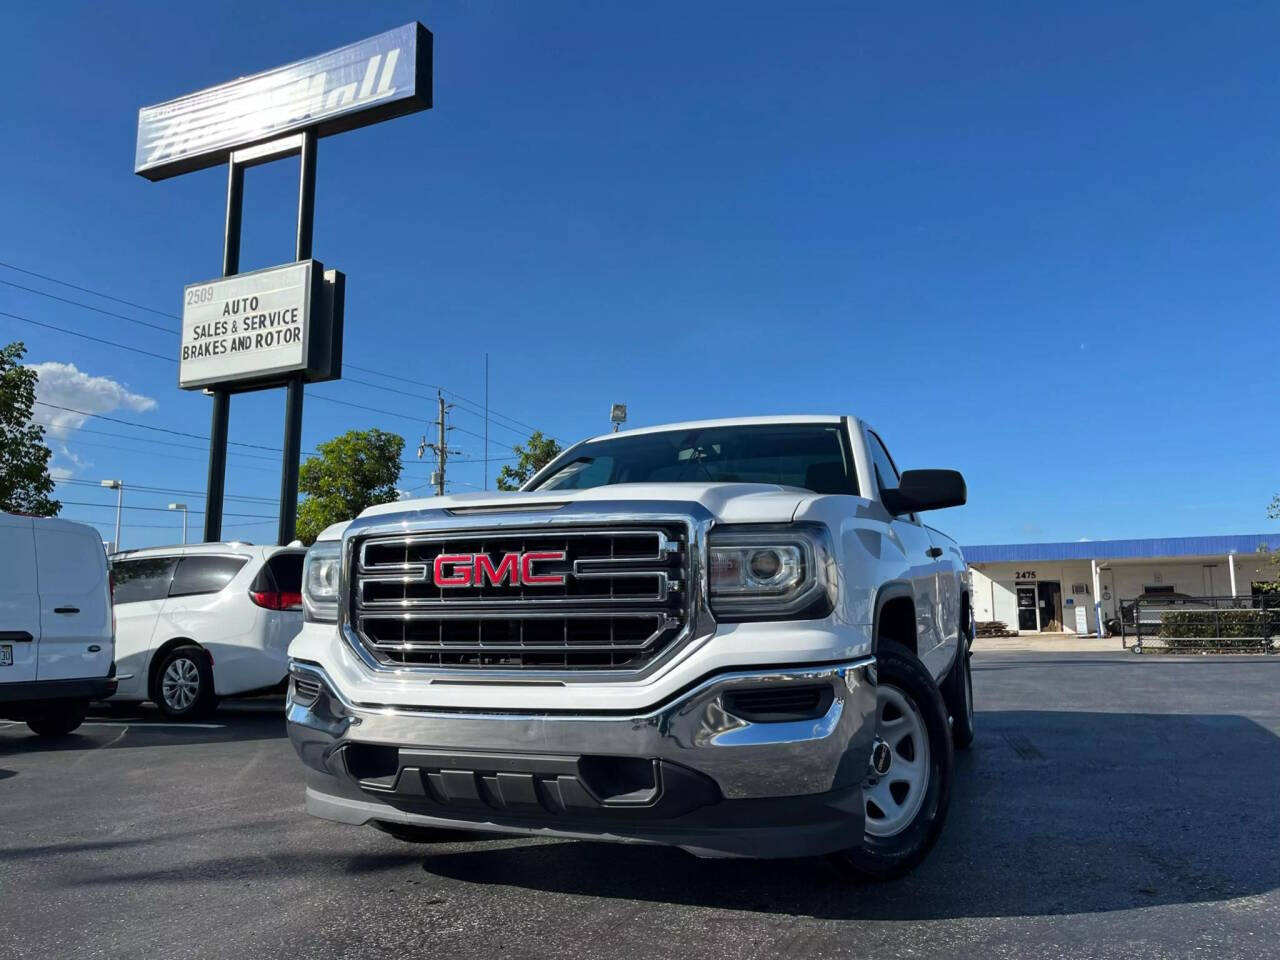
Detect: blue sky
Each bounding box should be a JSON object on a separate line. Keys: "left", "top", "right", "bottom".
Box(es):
{"left": 2, "top": 1, "right": 1277, "bottom": 549}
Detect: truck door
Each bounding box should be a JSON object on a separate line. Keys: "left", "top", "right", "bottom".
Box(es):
{"left": 866, "top": 430, "right": 944, "bottom": 660}
{"left": 33, "top": 521, "right": 113, "bottom": 682}
{"left": 927, "top": 527, "right": 964, "bottom": 659}
{"left": 0, "top": 514, "right": 39, "bottom": 686}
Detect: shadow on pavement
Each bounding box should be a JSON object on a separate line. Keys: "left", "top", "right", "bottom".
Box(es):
{"left": 0, "top": 700, "right": 287, "bottom": 755}
{"left": 418, "top": 710, "right": 1280, "bottom": 920}
{"left": 62, "top": 850, "right": 427, "bottom": 886}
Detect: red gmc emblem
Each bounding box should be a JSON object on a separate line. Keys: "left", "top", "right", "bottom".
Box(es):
{"left": 432, "top": 551, "right": 567, "bottom": 587}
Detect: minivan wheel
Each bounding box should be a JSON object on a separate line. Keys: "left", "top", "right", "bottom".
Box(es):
{"left": 153, "top": 646, "right": 216, "bottom": 720}
{"left": 833, "top": 639, "right": 953, "bottom": 881}
{"left": 26, "top": 699, "right": 89, "bottom": 737}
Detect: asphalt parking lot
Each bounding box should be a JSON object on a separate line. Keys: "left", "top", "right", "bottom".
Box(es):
{"left": 2, "top": 651, "right": 1277, "bottom": 960}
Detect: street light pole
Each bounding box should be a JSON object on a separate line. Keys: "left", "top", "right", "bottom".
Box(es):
{"left": 101, "top": 480, "right": 123, "bottom": 551}
{"left": 169, "top": 503, "right": 188, "bottom": 544}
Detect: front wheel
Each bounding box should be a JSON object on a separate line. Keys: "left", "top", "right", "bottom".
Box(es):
{"left": 26, "top": 699, "right": 89, "bottom": 737}
{"left": 833, "top": 640, "right": 953, "bottom": 880}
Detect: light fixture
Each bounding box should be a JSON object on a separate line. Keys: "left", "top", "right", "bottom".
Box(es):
{"left": 168, "top": 503, "right": 189, "bottom": 544}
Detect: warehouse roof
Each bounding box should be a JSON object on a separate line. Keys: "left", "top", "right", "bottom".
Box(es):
{"left": 963, "top": 533, "right": 1275, "bottom": 564}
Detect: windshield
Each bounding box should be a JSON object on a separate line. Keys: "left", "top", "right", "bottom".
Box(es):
{"left": 530, "top": 423, "right": 856, "bottom": 495}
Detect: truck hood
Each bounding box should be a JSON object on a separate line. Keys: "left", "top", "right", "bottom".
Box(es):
{"left": 356, "top": 483, "right": 812, "bottom": 527}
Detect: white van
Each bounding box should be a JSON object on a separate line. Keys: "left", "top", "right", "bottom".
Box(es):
{"left": 0, "top": 512, "right": 116, "bottom": 736}
{"left": 109, "top": 543, "right": 305, "bottom": 720}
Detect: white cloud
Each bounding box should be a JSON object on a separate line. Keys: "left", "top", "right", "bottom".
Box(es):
{"left": 26, "top": 362, "right": 157, "bottom": 477}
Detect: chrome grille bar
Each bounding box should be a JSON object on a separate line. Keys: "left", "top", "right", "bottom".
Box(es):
{"left": 349, "top": 523, "right": 691, "bottom": 670}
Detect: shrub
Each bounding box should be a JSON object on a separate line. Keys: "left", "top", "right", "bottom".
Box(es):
{"left": 1157, "top": 610, "right": 1272, "bottom": 650}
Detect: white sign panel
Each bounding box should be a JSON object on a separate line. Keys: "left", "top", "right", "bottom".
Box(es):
{"left": 180, "top": 262, "right": 318, "bottom": 390}
{"left": 136, "top": 23, "right": 432, "bottom": 181}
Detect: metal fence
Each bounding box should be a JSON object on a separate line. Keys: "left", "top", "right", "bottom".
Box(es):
{"left": 1118, "top": 594, "right": 1280, "bottom": 653}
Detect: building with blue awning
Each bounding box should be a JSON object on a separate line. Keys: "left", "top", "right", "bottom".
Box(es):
{"left": 963, "top": 533, "right": 1276, "bottom": 635}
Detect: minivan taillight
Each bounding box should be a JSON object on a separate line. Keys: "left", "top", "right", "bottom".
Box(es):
{"left": 250, "top": 590, "right": 303, "bottom": 611}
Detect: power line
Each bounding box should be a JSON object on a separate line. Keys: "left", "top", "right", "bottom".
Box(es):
{"left": 33, "top": 411, "right": 502, "bottom": 475}
{"left": 1, "top": 310, "right": 174, "bottom": 362}
{"left": 0, "top": 261, "right": 555, "bottom": 442}
{"left": 309, "top": 392, "right": 513, "bottom": 449}
{"left": 343, "top": 364, "right": 552, "bottom": 441}
{"left": 32, "top": 418, "right": 284, "bottom": 463}
{"left": 7, "top": 307, "right": 544, "bottom": 454}
{"left": 46, "top": 435, "right": 279, "bottom": 473}
{"left": 54, "top": 477, "right": 277, "bottom": 506}
{"left": 342, "top": 374, "right": 535, "bottom": 443}
{"left": 33, "top": 401, "right": 282, "bottom": 452}
{"left": 56, "top": 498, "right": 276, "bottom": 519}
{"left": 0, "top": 260, "right": 179, "bottom": 320}
{"left": 0, "top": 278, "right": 176, "bottom": 335}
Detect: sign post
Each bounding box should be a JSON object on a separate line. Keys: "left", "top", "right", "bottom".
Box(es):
{"left": 138, "top": 23, "right": 432, "bottom": 543}
{"left": 281, "top": 129, "right": 317, "bottom": 547}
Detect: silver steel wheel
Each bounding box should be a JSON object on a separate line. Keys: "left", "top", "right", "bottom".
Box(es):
{"left": 161, "top": 657, "right": 201, "bottom": 712}
{"left": 864, "top": 682, "right": 932, "bottom": 838}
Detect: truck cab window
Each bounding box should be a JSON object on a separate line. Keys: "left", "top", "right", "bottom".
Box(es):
{"left": 867, "top": 431, "right": 901, "bottom": 492}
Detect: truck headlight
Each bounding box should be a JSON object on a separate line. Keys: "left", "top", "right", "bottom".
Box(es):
{"left": 707, "top": 524, "right": 833, "bottom": 619}
{"left": 302, "top": 540, "right": 342, "bottom": 624}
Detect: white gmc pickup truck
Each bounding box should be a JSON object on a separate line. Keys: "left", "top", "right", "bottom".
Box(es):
{"left": 288, "top": 416, "right": 972, "bottom": 878}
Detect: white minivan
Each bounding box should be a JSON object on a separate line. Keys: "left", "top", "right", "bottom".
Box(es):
{"left": 109, "top": 543, "right": 305, "bottom": 720}
{"left": 0, "top": 512, "right": 116, "bottom": 736}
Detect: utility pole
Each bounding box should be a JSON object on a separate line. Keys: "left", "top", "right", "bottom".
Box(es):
{"left": 435, "top": 392, "right": 448, "bottom": 496}
{"left": 419, "top": 391, "right": 463, "bottom": 496}
{"left": 484, "top": 353, "right": 489, "bottom": 491}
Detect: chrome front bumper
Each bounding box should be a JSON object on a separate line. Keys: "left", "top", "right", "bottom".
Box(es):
{"left": 287, "top": 656, "right": 877, "bottom": 858}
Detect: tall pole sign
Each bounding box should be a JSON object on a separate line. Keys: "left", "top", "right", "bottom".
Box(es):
{"left": 136, "top": 23, "right": 432, "bottom": 545}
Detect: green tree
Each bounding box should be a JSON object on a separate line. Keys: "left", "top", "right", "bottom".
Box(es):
{"left": 1260, "top": 494, "right": 1280, "bottom": 591}
{"left": 496, "top": 430, "right": 563, "bottom": 491}
{"left": 296, "top": 428, "right": 404, "bottom": 544}
{"left": 0, "top": 341, "right": 59, "bottom": 516}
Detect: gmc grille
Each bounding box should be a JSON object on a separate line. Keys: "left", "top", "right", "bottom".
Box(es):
{"left": 350, "top": 525, "right": 691, "bottom": 670}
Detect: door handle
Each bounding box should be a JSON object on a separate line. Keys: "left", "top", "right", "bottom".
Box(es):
{"left": 54, "top": 606, "right": 80, "bottom": 615}
{"left": 0, "top": 631, "right": 33, "bottom": 642}
{"left": 926, "top": 547, "right": 943, "bottom": 559}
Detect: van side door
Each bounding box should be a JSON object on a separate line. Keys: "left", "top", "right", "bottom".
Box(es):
{"left": 0, "top": 514, "right": 39, "bottom": 685}
{"left": 158, "top": 555, "right": 251, "bottom": 690}
{"left": 33, "top": 522, "right": 113, "bottom": 682}
{"left": 110, "top": 557, "right": 177, "bottom": 700}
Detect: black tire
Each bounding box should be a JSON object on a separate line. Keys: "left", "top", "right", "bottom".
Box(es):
{"left": 152, "top": 645, "right": 217, "bottom": 721}
{"left": 833, "top": 639, "right": 954, "bottom": 881}
{"left": 26, "top": 699, "right": 89, "bottom": 737}
{"left": 371, "top": 821, "right": 476, "bottom": 844}
{"left": 942, "top": 616, "right": 975, "bottom": 750}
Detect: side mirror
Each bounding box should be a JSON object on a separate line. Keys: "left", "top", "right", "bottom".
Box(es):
{"left": 881, "top": 469, "right": 967, "bottom": 515}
